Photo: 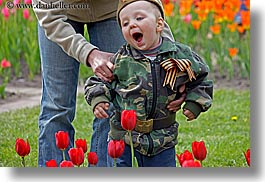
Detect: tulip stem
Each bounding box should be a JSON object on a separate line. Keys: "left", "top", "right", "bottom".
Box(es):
{"left": 128, "top": 131, "right": 135, "bottom": 167}
{"left": 21, "top": 157, "right": 25, "bottom": 167}
{"left": 114, "top": 158, "right": 117, "bottom": 167}
{"left": 62, "top": 150, "right": 66, "bottom": 161}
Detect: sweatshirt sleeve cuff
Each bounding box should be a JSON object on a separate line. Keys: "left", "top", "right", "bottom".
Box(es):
{"left": 183, "top": 101, "right": 202, "bottom": 118}
{"left": 79, "top": 44, "right": 98, "bottom": 66}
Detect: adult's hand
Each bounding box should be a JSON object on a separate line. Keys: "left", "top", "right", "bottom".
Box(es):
{"left": 87, "top": 49, "right": 114, "bottom": 82}
{"left": 167, "top": 84, "right": 186, "bottom": 112}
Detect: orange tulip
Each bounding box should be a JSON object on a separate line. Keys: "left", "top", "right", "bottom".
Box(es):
{"left": 163, "top": 2, "right": 175, "bottom": 17}
{"left": 227, "top": 23, "right": 237, "bottom": 32}
{"left": 179, "top": 0, "right": 193, "bottom": 16}
{"left": 197, "top": 11, "right": 208, "bottom": 21}
{"left": 210, "top": 24, "right": 221, "bottom": 34}
{"left": 237, "top": 25, "right": 245, "bottom": 34}
{"left": 225, "top": 8, "right": 237, "bottom": 22}
{"left": 229, "top": 48, "right": 238, "bottom": 57}
{"left": 240, "top": 10, "right": 250, "bottom": 30}
{"left": 191, "top": 20, "right": 201, "bottom": 30}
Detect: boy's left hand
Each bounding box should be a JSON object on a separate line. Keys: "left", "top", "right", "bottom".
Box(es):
{"left": 167, "top": 93, "right": 185, "bottom": 112}
{"left": 167, "top": 84, "right": 186, "bottom": 112}
{"left": 94, "top": 102, "right": 110, "bottom": 119}
{"left": 183, "top": 109, "right": 195, "bottom": 121}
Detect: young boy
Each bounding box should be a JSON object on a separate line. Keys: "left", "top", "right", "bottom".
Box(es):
{"left": 84, "top": 0, "right": 213, "bottom": 167}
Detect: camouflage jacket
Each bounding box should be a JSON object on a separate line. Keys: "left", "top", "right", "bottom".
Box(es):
{"left": 84, "top": 37, "right": 213, "bottom": 156}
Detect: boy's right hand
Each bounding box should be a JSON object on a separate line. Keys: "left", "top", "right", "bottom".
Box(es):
{"left": 94, "top": 102, "right": 110, "bottom": 119}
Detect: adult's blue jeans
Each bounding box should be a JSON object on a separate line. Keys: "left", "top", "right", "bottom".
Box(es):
{"left": 108, "top": 144, "right": 176, "bottom": 167}
{"left": 37, "top": 18, "right": 125, "bottom": 167}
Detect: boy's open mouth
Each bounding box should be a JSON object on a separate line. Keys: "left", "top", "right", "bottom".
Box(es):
{"left": 132, "top": 32, "right": 143, "bottom": 42}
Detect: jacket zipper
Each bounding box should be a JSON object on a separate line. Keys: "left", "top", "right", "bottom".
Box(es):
{"left": 146, "top": 59, "right": 157, "bottom": 155}
{"left": 148, "top": 59, "right": 157, "bottom": 119}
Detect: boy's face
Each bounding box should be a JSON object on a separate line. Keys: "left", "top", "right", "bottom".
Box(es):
{"left": 119, "top": 1, "right": 164, "bottom": 51}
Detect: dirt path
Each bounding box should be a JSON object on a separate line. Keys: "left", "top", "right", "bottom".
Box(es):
{"left": 0, "top": 75, "right": 84, "bottom": 113}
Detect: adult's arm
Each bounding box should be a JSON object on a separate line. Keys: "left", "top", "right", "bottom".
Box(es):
{"left": 32, "top": 0, "right": 97, "bottom": 65}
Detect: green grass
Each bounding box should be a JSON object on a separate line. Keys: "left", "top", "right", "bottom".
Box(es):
{"left": 0, "top": 89, "right": 250, "bottom": 167}
{"left": 175, "top": 89, "right": 250, "bottom": 167}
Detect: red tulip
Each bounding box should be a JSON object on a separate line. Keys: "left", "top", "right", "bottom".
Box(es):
{"left": 1, "top": 7, "right": 9, "bottom": 20}
{"left": 87, "top": 152, "right": 98, "bottom": 166}
{"left": 60, "top": 160, "right": 74, "bottom": 167}
{"left": 108, "top": 139, "right": 125, "bottom": 159}
{"left": 183, "top": 14, "right": 192, "bottom": 24}
{"left": 55, "top": 131, "right": 69, "bottom": 151}
{"left": 14, "top": 0, "right": 20, "bottom": 5}
{"left": 176, "top": 150, "right": 194, "bottom": 167}
{"left": 182, "top": 160, "right": 201, "bottom": 167}
{"left": 45, "top": 159, "right": 58, "bottom": 167}
{"left": 244, "top": 149, "right": 250, "bottom": 166}
{"left": 24, "top": 0, "right": 32, "bottom": 4}
{"left": 1, "top": 58, "right": 11, "bottom": 69}
{"left": 68, "top": 147, "right": 84, "bottom": 167}
{"left": 75, "top": 138, "right": 87, "bottom": 153}
{"left": 192, "top": 141, "right": 207, "bottom": 162}
{"left": 15, "top": 138, "right": 30, "bottom": 157}
{"left": 121, "top": 110, "right": 137, "bottom": 131}
{"left": 23, "top": 9, "right": 30, "bottom": 19}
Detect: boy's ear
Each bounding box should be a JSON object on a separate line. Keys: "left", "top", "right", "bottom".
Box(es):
{"left": 156, "top": 17, "right": 165, "bottom": 32}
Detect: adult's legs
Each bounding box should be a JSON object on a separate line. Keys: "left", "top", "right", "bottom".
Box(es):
{"left": 37, "top": 20, "right": 84, "bottom": 167}
{"left": 87, "top": 17, "right": 125, "bottom": 167}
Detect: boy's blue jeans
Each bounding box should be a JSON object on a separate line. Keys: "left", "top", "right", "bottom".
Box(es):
{"left": 108, "top": 144, "right": 176, "bottom": 167}
{"left": 37, "top": 18, "right": 124, "bottom": 167}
